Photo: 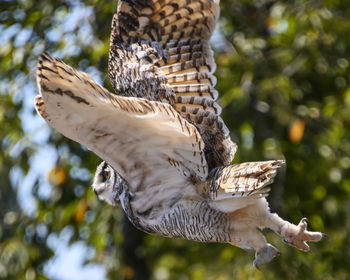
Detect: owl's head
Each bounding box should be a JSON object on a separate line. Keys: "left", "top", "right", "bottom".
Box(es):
{"left": 92, "top": 161, "right": 121, "bottom": 206}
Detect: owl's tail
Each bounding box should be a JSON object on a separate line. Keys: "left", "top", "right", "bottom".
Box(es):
{"left": 207, "top": 160, "right": 285, "bottom": 200}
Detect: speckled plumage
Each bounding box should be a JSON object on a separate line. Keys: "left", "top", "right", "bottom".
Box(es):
{"left": 35, "top": 0, "right": 325, "bottom": 267}
{"left": 109, "top": 0, "right": 235, "bottom": 169}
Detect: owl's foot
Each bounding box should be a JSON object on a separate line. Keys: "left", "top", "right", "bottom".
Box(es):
{"left": 253, "top": 244, "right": 281, "bottom": 268}
{"left": 281, "top": 217, "right": 325, "bottom": 251}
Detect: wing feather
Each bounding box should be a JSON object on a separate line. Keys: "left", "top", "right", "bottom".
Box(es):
{"left": 111, "top": 0, "right": 219, "bottom": 44}
{"left": 35, "top": 53, "right": 208, "bottom": 201}
{"left": 109, "top": 0, "right": 237, "bottom": 169}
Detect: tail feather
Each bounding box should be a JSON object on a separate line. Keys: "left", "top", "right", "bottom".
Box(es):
{"left": 208, "top": 160, "right": 285, "bottom": 200}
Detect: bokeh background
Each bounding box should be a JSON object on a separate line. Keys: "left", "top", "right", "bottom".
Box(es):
{"left": 1, "top": 0, "right": 350, "bottom": 279}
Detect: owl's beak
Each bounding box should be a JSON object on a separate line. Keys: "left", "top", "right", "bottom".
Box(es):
{"left": 93, "top": 188, "right": 103, "bottom": 196}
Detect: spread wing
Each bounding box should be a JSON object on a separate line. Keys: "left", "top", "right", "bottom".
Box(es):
{"left": 35, "top": 52, "right": 208, "bottom": 216}
{"left": 109, "top": 0, "right": 237, "bottom": 170}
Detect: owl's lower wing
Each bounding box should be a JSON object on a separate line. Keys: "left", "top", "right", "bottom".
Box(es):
{"left": 203, "top": 160, "right": 285, "bottom": 212}
{"left": 35, "top": 52, "right": 208, "bottom": 198}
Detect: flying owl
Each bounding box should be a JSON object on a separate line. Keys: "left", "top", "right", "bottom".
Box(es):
{"left": 35, "top": 0, "right": 325, "bottom": 267}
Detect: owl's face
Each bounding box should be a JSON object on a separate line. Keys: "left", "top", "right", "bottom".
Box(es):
{"left": 92, "top": 161, "right": 120, "bottom": 206}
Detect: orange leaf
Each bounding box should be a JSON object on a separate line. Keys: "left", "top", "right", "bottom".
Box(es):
{"left": 120, "top": 265, "right": 135, "bottom": 279}
{"left": 75, "top": 200, "right": 88, "bottom": 222}
{"left": 48, "top": 165, "right": 66, "bottom": 186}
{"left": 289, "top": 119, "right": 305, "bottom": 143}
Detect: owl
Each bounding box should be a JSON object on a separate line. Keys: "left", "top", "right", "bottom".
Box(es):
{"left": 35, "top": 0, "right": 325, "bottom": 267}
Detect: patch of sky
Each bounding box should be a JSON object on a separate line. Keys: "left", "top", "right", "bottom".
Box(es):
{"left": 0, "top": 23, "right": 21, "bottom": 47}
{"left": 14, "top": 26, "right": 33, "bottom": 47}
{"left": 45, "top": 227, "right": 106, "bottom": 280}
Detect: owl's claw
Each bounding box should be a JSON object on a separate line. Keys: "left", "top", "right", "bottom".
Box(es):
{"left": 253, "top": 244, "right": 281, "bottom": 269}
{"left": 282, "top": 217, "right": 324, "bottom": 252}
{"left": 322, "top": 233, "right": 329, "bottom": 239}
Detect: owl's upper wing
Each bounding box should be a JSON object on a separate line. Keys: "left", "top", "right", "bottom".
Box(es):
{"left": 109, "top": 0, "right": 237, "bottom": 169}
{"left": 35, "top": 52, "right": 208, "bottom": 213}
{"left": 111, "top": 0, "right": 219, "bottom": 44}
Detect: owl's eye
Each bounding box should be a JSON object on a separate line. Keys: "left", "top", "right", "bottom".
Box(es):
{"left": 101, "top": 170, "right": 110, "bottom": 182}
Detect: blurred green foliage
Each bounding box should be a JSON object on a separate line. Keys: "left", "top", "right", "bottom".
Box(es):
{"left": 1, "top": 0, "right": 350, "bottom": 279}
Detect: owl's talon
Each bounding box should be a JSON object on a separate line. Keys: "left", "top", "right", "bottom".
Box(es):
{"left": 322, "top": 233, "right": 329, "bottom": 239}
{"left": 298, "top": 217, "right": 308, "bottom": 231}
{"left": 253, "top": 244, "right": 281, "bottom": 268}
{"left": 282, "top": 218, "right": 324, "bottom": 251}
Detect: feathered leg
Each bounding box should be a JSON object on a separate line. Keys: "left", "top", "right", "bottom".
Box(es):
{"left": 229, "top": 228, "right": 281, "bottom": 268}
{"left": 228, "top": 199, "right": 282, "bottom": 267}
{"left": 228, "top": 198, "right": 324, "bottom": 267}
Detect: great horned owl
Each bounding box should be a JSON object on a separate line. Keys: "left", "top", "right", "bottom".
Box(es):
{"left": 35, "top": 0, "right": 325, "bottom": 267}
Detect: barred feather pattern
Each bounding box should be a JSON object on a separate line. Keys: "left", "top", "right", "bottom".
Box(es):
{"left": 207, "top": 160, "right": 285, "bottom": 200}
{"left": 109, "top": 0, "right": 236, "bottom": 169}
{"left": 115, "top": 169, "right": 235, "bottom": 243}
{"left": 35, "top": 52, "right": 209, "bottom": 217}
{"left": 109, "top": 41, "right": 175, "bottom": 104}
{"left": 110, "top": 0, "right": 219, "bottom": 45}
